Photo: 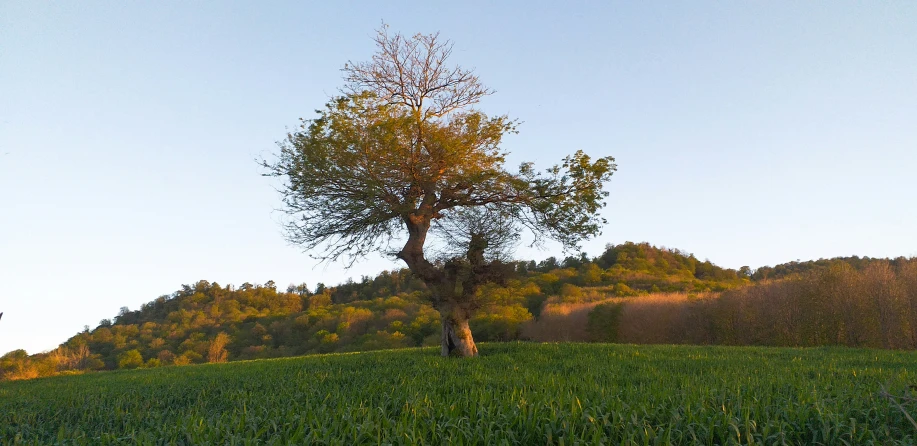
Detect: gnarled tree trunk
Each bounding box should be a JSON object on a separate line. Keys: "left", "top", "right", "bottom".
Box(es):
{"left": 397, "top": 212, "right": 507, "bottom": 358}
{"left": 439, "top": 306, "right": 478, "bottom": 357}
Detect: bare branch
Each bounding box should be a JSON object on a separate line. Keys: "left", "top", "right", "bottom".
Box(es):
{"left": 343, "top": 25, "right": 492, "bottom": 120}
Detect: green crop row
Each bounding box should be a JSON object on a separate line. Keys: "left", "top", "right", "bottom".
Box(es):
{"left": 2, "top": 343, "right": 915, "bottom": 445}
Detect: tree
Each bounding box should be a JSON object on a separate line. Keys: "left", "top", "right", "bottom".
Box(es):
{"left": 208, "top": 332, "right": 230, "bottom": 363}
{"left": 117, "top": 349, "right": 143, "bottom": 369}
{"left": 738, "top": 266, "right": 752, "bottom": 279}
{"left": 263, "top": 26, "right": 616, "bottom": 357}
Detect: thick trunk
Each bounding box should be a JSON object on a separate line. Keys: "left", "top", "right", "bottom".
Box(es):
{"left": 397, "top": 212, "right": 483, "bottom": 358}
{"left": 440, "top": 310, "right": 478, "bottom": 357}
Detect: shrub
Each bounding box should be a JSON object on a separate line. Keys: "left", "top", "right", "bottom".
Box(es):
{"left": 117, "top": 350, "right": 144, "bottom": 369}
{"left": 587, "top": 303, "right": 624, "bottom": 342}
{"left": 471, "top": 305, "right": 533, "bottom": 341}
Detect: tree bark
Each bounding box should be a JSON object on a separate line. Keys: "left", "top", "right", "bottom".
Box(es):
{"left": 396, "top": 215, "right": 441, "bottom": 284}
{"left": 440, "top": 310, "right": 478, "bottom": 357}
{"left": 397, "top": 212, "right": 484, "bottom": 358}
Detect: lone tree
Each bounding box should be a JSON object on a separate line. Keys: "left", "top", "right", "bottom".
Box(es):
{"left": 263, "top": 26, "right": 616, "bottom": 357}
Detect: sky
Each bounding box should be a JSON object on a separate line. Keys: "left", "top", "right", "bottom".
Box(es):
{"left": 1, "top": 1, "right": 915, "bottom": 355}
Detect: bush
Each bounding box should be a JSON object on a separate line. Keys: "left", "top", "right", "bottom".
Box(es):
{"left": 471, "top": 305, "right": 533, "bottom": 341}
{"left": 559, "top": 284, "right": 584, "bottom": 303}
{"left": 117, "top": 350, "right": 144, "bottom": 369}
{"left": 587, "top": 303, "right": 623, "bottom": 342}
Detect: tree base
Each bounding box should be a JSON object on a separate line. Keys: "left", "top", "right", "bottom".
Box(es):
{"left": 441, "top": 314, "right": 478, "bottom": 357}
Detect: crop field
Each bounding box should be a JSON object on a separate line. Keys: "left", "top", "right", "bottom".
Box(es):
{"left": 2, "top": 343, "right": 916, "bottom": 445}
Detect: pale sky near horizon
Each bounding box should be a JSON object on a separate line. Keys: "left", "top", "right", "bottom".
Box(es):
{"left": 2, "top": 2, "right": 915, "bottom": 355}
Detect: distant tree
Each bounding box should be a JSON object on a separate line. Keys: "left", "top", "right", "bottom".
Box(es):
{"left": 116, "top": 349, "right": 143, "bottom": 369}
{"left": 157, "top": 350, "right": 176, "bottom": 365}
{"left": 207, "top": 332, "right": 230, "bottom": 363}
{"left": 559, "top": 284, "right": 584, "bottom": 303}
{"left": 738, "top": 266, "right": 753, "bottom": 278}
{"left": 562, "top": 253, "right": 589, "bottom": 269}
{"left": 580, "top": 263, "right": 604, "bottom": 286}
{"left": 263, "top": 26, "right": 615, "bottom": 357}
{"left": 114, "top": 306, "right": 135, "bottom": 325}
{"left": 0, "top": 350, "right": 32, "bottom": 380}
{"left": 309, "top": 293, "right": 332, "bottom": 308}
{"left": 537, "top": 257, "right": 560, "bottom": 272}
{"left": 586, "top": 302, "right": 624, "bottom": 342}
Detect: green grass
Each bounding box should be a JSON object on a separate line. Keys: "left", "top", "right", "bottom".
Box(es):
{"left": 2, "top": 343, "right": 916, "bottom": 445}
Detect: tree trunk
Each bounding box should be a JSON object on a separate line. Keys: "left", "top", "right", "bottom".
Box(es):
{"left": 440, "top": 311, "right": 478, "bottom": 357}
{"left": 397, "top": 213, "right": 483, "bottom": 358}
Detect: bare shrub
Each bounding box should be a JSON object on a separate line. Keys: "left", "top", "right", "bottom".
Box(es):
{"left": 207, "top": 332, "right": 230, "bottom": 363}
{"left": 616, "top": 293, "right": 715, "bottom": 344}
{"left": 525, "top": 259, "right": 917, "bottom": 349}
{"left": 522, "top": 299, "right": 624, "bottom": 342}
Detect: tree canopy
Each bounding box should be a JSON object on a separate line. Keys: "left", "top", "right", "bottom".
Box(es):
{"left": 263, "top": 26, "right": 616, "bottom": 356}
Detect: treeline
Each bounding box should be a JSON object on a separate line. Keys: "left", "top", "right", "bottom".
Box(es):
{"left": 7, "top": 243, "right": 907, "bottom": 381}
{"left": 750, "top": 255, "right": 914, "bottom": 281}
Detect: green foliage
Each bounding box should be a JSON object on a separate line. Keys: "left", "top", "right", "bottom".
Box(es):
{"left": 469, "top": 305, "right": 533, "bottom": 341}
{"left": 558, "top": 283, "right": 583, "bottom": 302}
{"left": 0, "top": 350, "right": 43, "bottom": 381}
{"left": 586, "top": 303, "right": 624, "bottom": 342}
{"left": 257, "top": 27, "right": 620, "bottom": 357}
{"left": 116, "top": 350, "right": 143, "bottom": 369}
{"left": 263, "top": 28, "right": 616, "bottom": 264}
{"left": 2, "top": 344, "right": 915, "bottom": 444}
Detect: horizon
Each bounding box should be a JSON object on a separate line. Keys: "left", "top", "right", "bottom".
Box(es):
{"left": 2, "top": 2, "right": 915, "bottom": 355}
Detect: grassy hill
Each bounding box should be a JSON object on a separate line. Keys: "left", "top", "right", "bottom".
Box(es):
{"left": 2, "top": 343, "right": 916, "bottom": 444}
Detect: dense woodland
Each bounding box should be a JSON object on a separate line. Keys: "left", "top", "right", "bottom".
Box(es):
{"left": 3, "top": 242, "right": 916, "bottom": 381}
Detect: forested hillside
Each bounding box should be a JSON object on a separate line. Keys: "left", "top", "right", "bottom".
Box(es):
{"left": 3, "top": 242, "right": 915, "bottom": 381}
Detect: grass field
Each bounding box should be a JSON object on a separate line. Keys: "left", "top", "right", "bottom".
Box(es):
{"left": 2, "top": 343, "right": 916, "bottom": 445}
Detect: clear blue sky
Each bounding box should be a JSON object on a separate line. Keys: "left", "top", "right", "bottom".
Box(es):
{"left": 2, "top": 2, "right": 915, "bottom": 355}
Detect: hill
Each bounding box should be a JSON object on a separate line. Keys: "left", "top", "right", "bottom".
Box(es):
{"left": 2, "top": 343, "right": 916, "bottom": 444}
{"left": 2, "top": 242, "right": 915, "bottom": 381}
